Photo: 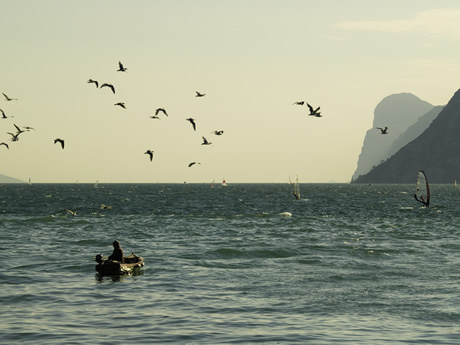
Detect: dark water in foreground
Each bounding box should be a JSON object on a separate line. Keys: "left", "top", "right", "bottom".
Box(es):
{"left": 1, "top": 183, "right": 460, "bottom": 344}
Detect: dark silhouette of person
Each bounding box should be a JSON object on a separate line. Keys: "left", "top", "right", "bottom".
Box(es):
{"left": 108, "top": 240, "right": 124, "bottom": 263}
{"left": 414, "top": 194, "right": 429, "bottom": 207}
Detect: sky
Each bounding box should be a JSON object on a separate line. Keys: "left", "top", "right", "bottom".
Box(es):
{"left": 1, "top": 0, "right": 460, "bottom": 183}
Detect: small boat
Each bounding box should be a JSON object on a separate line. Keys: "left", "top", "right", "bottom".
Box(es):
{"left": 95, "top": 253, "right": 144, "bottom": 276}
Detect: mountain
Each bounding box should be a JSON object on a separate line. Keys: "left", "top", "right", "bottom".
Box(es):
{"left": 353, "top": 89, "right": 460, "bottom": 183}
{"left": 352, "top": 93, "right": 434, "bottom": 181}
{"left": 0, "top": 173, "right": 24, "bottom": 183}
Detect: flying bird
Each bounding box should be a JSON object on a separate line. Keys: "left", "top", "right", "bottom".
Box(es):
{"left": 23, "top": 126, "right": 35, "bottom": 131}
{"left": 155, "top": 108, "right": 168, "bottom": 117}
{"left": 2, "top": 93, "right": 18, "bottom": 101}
{"left": 117, "top": 61, "right": 127, "bottom": 72}
{"left": 377, "top": 127, "right": 388, "bottom": 134}
{"left": 188, "top": 162, "right": 201, "bottom": 167}
{"left": 293, "top": 101, "right": 305, "bottom": 105}
{"left": 14, "top": 124, "right": 25, "bottom": 134}
{"left": 186, "top": 118, "right": 196, "bottom": 131}
{"left": 1, "top": 109, "right": 7, "bottom": 119}
{"left": 195, "top": 91, "right": 206, "bottom": 97}
{"left": 87, "top": 79, "right": 99, "bottom": 88}
{"left": 307, "top": 103, "right": 321, "bottom": 116}
{"left": 144, "top": 150, "right": 154, "bottom": 162}
{"left": 100, "top": 83, "right": 115, "bottom": 94}
{"left": 211, "top": 130, "right": 224, "bottom": 135}
{"left": 201, "top": 136, "right": 212, "bottom": 145}
{"left": 114, "top": 102, "right": 126, "bottom": 108}
{"left": 149, "top": 115, "right": 161, "bottom": 120}
{"left": 0, "top": 142, "right": 9, "bottom": 149}
{"left": 7, "top": 132, "right": 20, "bottom": 142}
{"left": 54, "top": 138, "right": 65, "bottom": 149}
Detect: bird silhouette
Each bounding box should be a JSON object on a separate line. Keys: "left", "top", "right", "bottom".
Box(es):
{"left": 377, "top": 127, "right": 388, "bottom": 134}
{"left": 188, "top": 162, "right": 201, "bottom": 167}
{"left": 117, "top": 61, "right": 127, "bottom": 72}
{"left": 211, "top": 130, "right": 224, "bottom": 135}
{"left": 195, "top": 91, "right": 206, "bottom": 97}
{"left": 0, "top": 109, "right": 8, "bottom": 119}
{"left": 155, "top": 108, "right": 168, "bottom": 117}
{"left": 2, "top": 93, "right": 18, "bottom": 101}
{"left": 100, "top": 83, "right": 115, "bottom": 94}
{"left": 149, "top": 115, "right": 161, "bottom": 120}
{"left": 23, "top": 126, "right": 35, "bottom": 131}
{"left": 293, "top": 101, "right": 305, "bottom": 105}
{"left": 87, "top": 79, "right": 99, "bottom": 88}
{"left": 13, "top": 124, "right": 24, "bottom": 134}
{"left": 144, "top": 150, "right": 154, "bottom": 161}
{"left": 201, "top": 136, "right": 212, "bottom": 145}
{"left": 307, "top": 103, "right": 321, "bottom": 116}
{"left": 54, "top": 138, "right": 65, "bottom": 149}
{"left": 7, "top": 132, "right": 20, "bottom": 142}
{"left": 186, "top": 118, "right": 196, "bottom": 131}
{"left": 0, "top": 142, "right": 9, "bottom": 149}
{"left": 114, "top": 102, "right": 126, "bottom": 109}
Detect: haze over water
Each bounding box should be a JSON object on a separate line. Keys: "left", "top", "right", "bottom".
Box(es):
{"left": 2, "top": 183, "right": 460, "bottom": 344}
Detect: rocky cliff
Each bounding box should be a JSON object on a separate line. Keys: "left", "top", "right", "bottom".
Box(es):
{"left": 353, "top": 89, "right": 460, "bottom": 183}
{"left": 352, "top": 93, "right": 434, "bottom": 181}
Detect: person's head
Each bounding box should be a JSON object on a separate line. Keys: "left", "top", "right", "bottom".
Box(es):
{"left": 113, "top": 240, "right": 121, "bottom": 249}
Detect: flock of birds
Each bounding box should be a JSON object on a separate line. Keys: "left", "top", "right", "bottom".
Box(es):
{"left": 2, "top": 60, "right": 388, "bottom": 183}
{"left": 0, "top": 61, "right": 229, "bottom": 172}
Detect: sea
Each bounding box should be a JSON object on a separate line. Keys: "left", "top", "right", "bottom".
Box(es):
{"left": 1, "top": 182, "right": 460, "bottom": 344}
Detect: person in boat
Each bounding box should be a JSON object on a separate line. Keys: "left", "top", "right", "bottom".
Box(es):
{"left": 108, "top": 240, "right": 125, "bottom": 263}
{"left": 414, "top": 194, "right": 429, "bottom": 207}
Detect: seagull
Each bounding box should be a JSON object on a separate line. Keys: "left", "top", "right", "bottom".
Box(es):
{"left": 100, "top": 83, "right": 115, "bottom": 94}
{"left": 307, "top": 103, "right": 321, "bottom": 116}
{"left": 195, "top": 91, "right": 206, "bottom": 97}
{"left": 201, "top": 136, "right": 212, "bottom": 145}
{"left": 0, "top": 109, "right": 7, "bottom": 119}
{"left": 114, "top": 102, "right": 126, "bottom": 108}
{"left": 188, "top": 162, "right": 201, "bottom": 167}
{"left": 186, "top": 118, "right": 196, "bottom": 131}
{"left": 14, "top": 124, "right": 24, "bottom": 134}
{"left": 7, "top": 132, "right": 20, "bottom": 142}
{"left": 54, "top": 138, "right": 65, "bottom": 149}
{"left": 87, "top": 79, "right": 99, "bottom": 88}
{"left": 144, "top": 150, "right": 154, "bottom": 162}
{"left": 0, "top": 142, "right": 9, "bottom": 149}
{"left": 211, "top": 130, "right": 224, "bottom": 135}
{"left": 117, "top": 61, "right": 127, "bottom": 72}
{"left": 149, "top": 115, "right": 161, "bottom": 120}
{"left": 155, "top": 108, "right": 168, "bottom": 117}
{"left": 2, "top": 93, "right": 18, "bottom": 101}
{"left": 23, "top": 126, "right": 35, "bottom": 131}
{"left": 293, "top": 101, "right": 305, "bottom": 105}
{"left": 377, "top": 127, "right": 388, "bottom": 134}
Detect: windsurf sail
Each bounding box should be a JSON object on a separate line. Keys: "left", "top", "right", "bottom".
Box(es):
{"left": 289, "top": 175, "right": 301, "bottom": 200}
{"left": 414, "top": 170, "right": 430, "bottom": 207}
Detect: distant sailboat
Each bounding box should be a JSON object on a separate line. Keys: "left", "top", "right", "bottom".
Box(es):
{"left": 222, "top": 179, "right": 227, "bottom": 186}
{"left": 289, "top": 175, "right": 301, "bottom": 200}
{"left": 210, "top": 180, "right": 215, "bottom": 188}
{"left": 28, "top": 177, "right": 32, "bottom": 185}
{"left": 95, "top": 180, "right": 99, "bottom": 188}
{"left": 455, "top": 180, "right": 457, "bottom": 189}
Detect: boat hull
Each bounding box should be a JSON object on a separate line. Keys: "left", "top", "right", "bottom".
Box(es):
{"left": 95, "top": 254, "right": 144, "bottom": 276}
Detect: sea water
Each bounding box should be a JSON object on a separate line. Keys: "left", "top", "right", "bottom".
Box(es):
{"left": 1, "top": 183, "right": 460, "bottom": 344}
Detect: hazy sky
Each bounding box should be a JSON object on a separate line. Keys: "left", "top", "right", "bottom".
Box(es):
{"left": 1, "top": 0, "right": 460, "bottom": 183}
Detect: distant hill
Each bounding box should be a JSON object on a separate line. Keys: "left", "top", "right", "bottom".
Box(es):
{"left": 0, "top": 173, "right": 24, "bottom": 183}
{"left": 352, "top": 93, "right": 434, "bottom": 181}
{"left": 353, "top": 89, "right": 460, "bottom": 183}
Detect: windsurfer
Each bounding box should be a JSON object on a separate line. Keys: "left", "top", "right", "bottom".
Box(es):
{"left": 414, "top": 193, "right": 429, "bottom": 207}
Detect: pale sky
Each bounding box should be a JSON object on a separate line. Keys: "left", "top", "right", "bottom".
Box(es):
{"left": 1, "top": 0, "right": 460, "bottom": 183}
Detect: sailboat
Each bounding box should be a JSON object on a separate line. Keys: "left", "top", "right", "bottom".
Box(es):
{"left": 414, "top": 170, "right": 430, "bottom": 207}
{"left": 289, "top": 175, "right": 301, "bottom": 200}
{"left": 455, "top": 180, "right": 457, "bottom": 189}
{"left": 28, "top": 177, "right": 32, "bottom": 185}
{"left": 222, "top": 179, "right": 227, "bottom": 186}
